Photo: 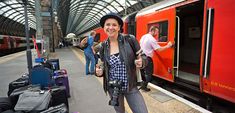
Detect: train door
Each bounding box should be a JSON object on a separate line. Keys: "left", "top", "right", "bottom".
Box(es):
{"left": 174, "top": 1, "right": 204, "bottom": 89}
{"left": 142, "top": 8, "right": 176, "bottom": 82}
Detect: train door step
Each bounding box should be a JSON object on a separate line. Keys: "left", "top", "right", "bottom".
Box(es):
{"left": 172, "top": 89, "right": 200, "bottom": 104}
{"left": 175, "top": 78, "right": 200, "bottom": 92}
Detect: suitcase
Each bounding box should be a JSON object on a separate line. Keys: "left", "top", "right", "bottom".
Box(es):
{"left": 54, "top": 69, "right": 70, "bottom": 98}
{"left": 48, "top": 59, "right": 60, "bottom": 71}
{"left": 8, "top": 74, "right": 29, "bottom": 96}
{"left": 14, "top": 90, "right": 51, "bottom": 112}
{"left": 9, "top": 85, "right": 41, "bottom": 107}
{"left": 40, "top": 103, "right": 68, "bottom": 113}
{"left": 54, "top": 69, "right": 67, "bottom": 75}
{"left": 49, "top": 86, "right": 69, "bottom": 110}
{"left": 30, "top": 65, "right": 54, "bottom": 89}
{"left": 0, "top": 97, "right": 13, "bottom": 113}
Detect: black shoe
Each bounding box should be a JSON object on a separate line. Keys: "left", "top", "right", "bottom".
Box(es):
{"left": 141, "top": 87, "right": 151, "bottom": 92}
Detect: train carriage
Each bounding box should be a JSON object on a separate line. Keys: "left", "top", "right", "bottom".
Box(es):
{"left": 0, "top": 35, "right": 33, "bottom": 56}
{"left": 134, "top": 0, "right": 235, "bottom": 103}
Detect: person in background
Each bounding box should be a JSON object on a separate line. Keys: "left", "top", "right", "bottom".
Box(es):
{"left": 58, "top": 41, "right": 63, "bottom": 48}
{"left": 139, "top": 26, "right": 173, "bottom": 92}
{"left": 95, "top": 12, "right": 148, "bottom": 113}
{"left": 84, "top": 31, "right": 96, "bottom": 75}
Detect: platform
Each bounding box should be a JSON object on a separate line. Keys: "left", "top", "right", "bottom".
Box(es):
{"left": 0, "top": 47, "right": 211, "bottom": 113}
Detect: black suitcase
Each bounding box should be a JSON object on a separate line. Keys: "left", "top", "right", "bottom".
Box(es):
{"left": 0, "top": 97, "right": 13, "bottom": 113}
{"left": 47, "top": 59, "right": 60, "bottom": 71}
{"left": 49, "top": 86, "right": 69, "bottom": 110}
{"left": 40, "top": 103, "right": 68, "bottom": 113}
{"left": 8, "top": 74, "right": 29, "bottom": 96}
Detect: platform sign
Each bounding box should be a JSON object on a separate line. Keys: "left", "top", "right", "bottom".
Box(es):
{"left": 41, "top": 12, "right": 51, "bottom": 17}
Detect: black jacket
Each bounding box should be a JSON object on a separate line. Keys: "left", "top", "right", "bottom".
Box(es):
{"left": 98, "top": 33, "right": 147, "bottom": 92}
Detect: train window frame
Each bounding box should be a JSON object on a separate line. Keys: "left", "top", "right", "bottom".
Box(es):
{"left": 147, "top": 20, "right": 169, "bottom": 42}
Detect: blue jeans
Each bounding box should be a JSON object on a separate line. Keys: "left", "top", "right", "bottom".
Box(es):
{"left": 84, "top": 51, "right": 95, "bottom": 75}
{"left": 108, "top": 87, "right": 148, "bottom": 113}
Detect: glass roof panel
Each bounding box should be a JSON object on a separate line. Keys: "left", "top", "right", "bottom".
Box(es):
{"left": 97, "top": 1, "right": 106, "bottom": 6}
{"left": 129, "top": 0, "right": 138, "bottom": 5}
{"left": 1, "top": 0, "right": 160, "bottom": 36}
{"left": 106, "top": 6, "right": 116, "bottom": 12}
{"left": 95, "top": 4, "right": 103, "bottom": 9}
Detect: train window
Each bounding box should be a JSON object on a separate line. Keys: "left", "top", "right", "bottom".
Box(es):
{"left": 0, "top": 39, "right": 3, "bottom": 44}
{"left": 148, "top": 21, "right": 168, "bottom": 42}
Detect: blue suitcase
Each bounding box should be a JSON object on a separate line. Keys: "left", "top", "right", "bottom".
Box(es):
{"left": 30, "top": 65, "right": 54, "bottom": 89}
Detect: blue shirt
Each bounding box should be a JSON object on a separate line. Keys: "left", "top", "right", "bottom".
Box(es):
{"left": 84, "top": 36, "right": 94, "bottom": 53}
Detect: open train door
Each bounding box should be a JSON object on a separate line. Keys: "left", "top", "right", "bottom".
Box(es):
{"left": 173, "top": 0, "right": 204, "bottom": 90}
{"left": 150, "top": 8, "right": 176, "bottom": 82}
{"left": 145, "top": 7, "right": 177, "bottom": 82}
{"left": 136, "top": 0, "right": 203, "bottom": 83}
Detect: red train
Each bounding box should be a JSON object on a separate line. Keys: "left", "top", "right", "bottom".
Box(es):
{"left": 93, "top": 0, "right": 235, "bottom": 104}
{"left": 0, "top": 35, "right": 33, "bottom": 56}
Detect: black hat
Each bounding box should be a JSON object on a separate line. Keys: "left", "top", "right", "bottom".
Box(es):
{"left": 99, "top": 12, "right": 123, "bottom": 28}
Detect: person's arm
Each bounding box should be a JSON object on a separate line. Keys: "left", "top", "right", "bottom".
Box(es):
{"left": 95, "top": 42, "right": 105, "bottom": 77}
{"left": 155, "top": 41, "right": 173, "bottom": 52}
{"left": 90, "top": 38, "right": 96, "bottom": 54}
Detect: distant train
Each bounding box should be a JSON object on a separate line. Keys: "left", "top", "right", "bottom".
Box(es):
{"left": 0, "top": 35, "right": 33, "bottom": 56}
{"left": 92, "top": 0, "right": 235, "bottom": 105}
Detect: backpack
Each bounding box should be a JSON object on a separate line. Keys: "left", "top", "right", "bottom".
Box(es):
{"left": 79, "top": 37, "right": 88, "bottom": 49}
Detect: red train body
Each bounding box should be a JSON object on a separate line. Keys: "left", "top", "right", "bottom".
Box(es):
{"left": 91, "top": 0, "right": 235, "bottom": 103}
{"left": 93, "top": 27, "right": 107, "bottom": 42}
{"left": 0, "top": 35, "right": 33, "bottom": 55}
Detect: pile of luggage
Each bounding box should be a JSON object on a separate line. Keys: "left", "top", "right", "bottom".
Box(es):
{"left": 0, "top": 59, "right": 70, "bottom": 113}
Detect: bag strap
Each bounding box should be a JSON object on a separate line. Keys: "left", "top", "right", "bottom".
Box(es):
{"left": 124, "top": 34, "right": 138, "bottom": 58}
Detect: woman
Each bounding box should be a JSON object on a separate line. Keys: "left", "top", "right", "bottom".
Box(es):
{"left": 95, "top": 12, "right": 148, "bottom": 113}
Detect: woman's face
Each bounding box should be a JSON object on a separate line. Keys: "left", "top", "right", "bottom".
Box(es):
{"left": 103, "top": 18, "right": 120, "bottom": 38}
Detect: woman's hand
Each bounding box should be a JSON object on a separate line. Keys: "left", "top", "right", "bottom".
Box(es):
{"left": 95, "top": 64, "right": 104, "bottom": 77}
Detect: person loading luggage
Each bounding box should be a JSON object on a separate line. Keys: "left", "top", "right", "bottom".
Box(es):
{"left": 140, "top": 26, "right": 173, "bottom": 92}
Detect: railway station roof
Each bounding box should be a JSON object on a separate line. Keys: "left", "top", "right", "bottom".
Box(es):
{"left": 0, "top": 0, "right": 161, "bottom": 37}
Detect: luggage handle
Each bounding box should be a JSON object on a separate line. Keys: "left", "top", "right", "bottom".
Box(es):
{"left": 12, "top": 81, "right": 27, "bottom": 86}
